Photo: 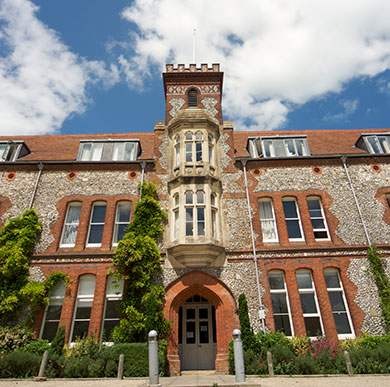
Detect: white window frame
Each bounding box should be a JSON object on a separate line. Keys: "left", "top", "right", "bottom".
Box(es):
{"left": 112, "top": 201, "right": 132, "bottom": 246}
{"left": 70, "top": 275, "right": 96, "bottom": 343}
{"left": 79, "top": 142, "right": 104, "bottom": 161}
{"left": 86, "top": 202, "right": 107, "bottom": 247}
{"left": 307, "top": 196, "right": 330, "bottom": 241}
{"left": 268, "top": 270, "right": 294, "bottom": 336}
{"left": 101, "top": 276, "right": 124, "bottom": 344}
{"left": 0, "top": 142, "right": 23, "bottom": 162}
{"left": 258, "top": 198, "right": 279, "bottom": 243}
{"left": 284, "top": 138, "right": 309, "bottom": 157}
{"left": 111, "top": 142, "right": 138, "bottom": 161}
{"left": 296, "top": 270, "right": 324, "bottom": 338}
{"left": 282, "top": 197, "right": 305, "bottom": 242}
{"left": 324, "top": 268, "right": 355, "bottom": 340}
{"left": 364, "top": 135, "right": 390, "bottom": 154}
{"left": 78, "top": 140, "right": 139, "bottom": 161}
{"left": 39, "top": 280, "right": 66, "bottom": 341}
{"left": 60, "top": 202, "right": 82, "bottom": 247}
{"left": 248, "top": 138, "right": 263, "bottom": 158}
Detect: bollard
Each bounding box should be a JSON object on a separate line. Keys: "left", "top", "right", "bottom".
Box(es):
{"left": 343, "top": 350, "right": 354, "bottom": 376}
{"left": 148, "top": 330, "right": 161, "bottom": 387}
{"left": 38, "top": 350, "right": 49, "bottom": 378}
{"left": 233, "top": 329, "right": 246, "bottom": 383}
{"left": 117, "top": 353, "right": 124, "bottom": 379}
{"left": 267, "top": 351, "right": 274, "bottom": 377}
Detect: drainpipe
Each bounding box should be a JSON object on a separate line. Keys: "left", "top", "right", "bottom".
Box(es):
{"left": 139, "top": 161, "right": 146, "bottom": 201}
{"left": 241, "top": 159, "right": 266, "bottom": 332}
{"left": 29, "top": 162, "right": 43, "bottom": 209}
{"left": 341, "top": 156, "right": 371, "bottom": 245}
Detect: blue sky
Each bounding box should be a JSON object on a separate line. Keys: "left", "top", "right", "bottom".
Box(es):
{"left": 0, "top": 0, "right": 389, "bottom": 136}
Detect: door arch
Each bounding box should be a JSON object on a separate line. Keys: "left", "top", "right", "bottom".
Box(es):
{"left": 164, "top": 271, "right": 239, "bottom": 375}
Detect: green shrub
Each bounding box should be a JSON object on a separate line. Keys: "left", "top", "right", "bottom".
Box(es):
{"left": 21, "top": 339, "right": 50, "bottom": 355}
{"left": 295, "top": 354, "right": 321, "bottom": 375}
{"left": 50, "top": 325, "right": 66, "bottom": 356}
{"left": 290, "top": 335, "right": 311, "bottom": 355}
{"left": 110, "top": 343, "right": 149, "bottom": 377}
{"left": 0, "top": 350, "right": 41, "bottom": 378}
{"left": 254, "top": 331, "right": 292, "bottom": 356}
{"left": 272, "top": 344, "right": 296, "bottom": 375}
{"left": 238, "top": 294, "right": 256, "bottom": 351}
{"left": 46, "top": 353, "right": 65, "bottom": 378}
{"left": 0, "top": 325, "right": 34, "bottom": 354}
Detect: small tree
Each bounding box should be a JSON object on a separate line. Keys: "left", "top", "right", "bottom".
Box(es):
{"left": 112, "top": 182, "right": 170, "bottom": 342}
{"left": 238, "top": 293, "right": 256, "bottom": 351}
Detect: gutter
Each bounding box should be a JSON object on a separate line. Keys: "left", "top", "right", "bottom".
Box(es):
{"left": 29, "top": 162, "right": 43, "bottom": 209}
{"left": 341, "top": 156, "right": 371, "bottom": 245}
{"left": 241, "top": 159, "right": 266, "bottom": 332}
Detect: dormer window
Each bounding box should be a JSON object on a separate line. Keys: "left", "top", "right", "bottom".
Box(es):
{"left": 188, "top": 89, "right": 198, "bottom": 107}
{"left": 248, "top": 136, "right": 310, "bottom": 158}
{"left": 0, "top": 141, "right": 27, "bottom": 162}
{"left": 78, "top": 140, "right": 139, "bottom": 161}
{"left": 363, "top": 134, "right": 390, "bottom": 154}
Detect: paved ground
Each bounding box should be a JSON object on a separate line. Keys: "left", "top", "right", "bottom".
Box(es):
{"left": 1, "top": 375, "right": 390, "bottom": 387}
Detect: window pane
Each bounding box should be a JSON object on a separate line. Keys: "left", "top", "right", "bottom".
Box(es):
{"left": 285, "top": 139, "right": 295, "bottom": 156}
{"left": 124, "top": 142, "right": 136, "bottom": 160}
{"left": 300, "top": 293, "right": 317, "bottom": 314}
{"left": 106, "top": 277, "right": 124, "bottom": 295}
{"left": 199, "top": 321, "right": 209, "bottom": 343}
{"left": 311, "top": 218, "right": 325, "bottom": 229}
{"left": 118, "top": 203, "right": 131, "bottom": 223}
{"left": 75, "top": 303, "right": 92, "bottom": 319}
{"left": 324, "top": 271, "right": 340, "bottom": 288}
{"left": 62, "top": 225, "right": 79, "bottom": 245}
{"left": 91, "top": 143, "right": 103, "bottom": 160}
{"left": 367, "top": 136, "right": 381, "bottom": 153}
{"left": 186, "top": 208, "right": 193, "bottom": 236}
{"left": 50, "top": 281, "right": 66, "bottom": 297}
{"left": 269, "top": 273, "right": 284, "bottom": 290}
{"left": 285, "top": 220, "right": 302, "bottom": 239}
{"left": 328, "top": 292, "right": 346, "bottom": 312}
{"left": 296, "top": 272, "right": 312, "bottom": 289}
{"left": 91, "top": 205, "right": 106, "bottom": 223}
{"left": 197, "top": 208, "right": 205, "bottom": 236}
{"left": 274, "top": 315, "right": 292, "bottom": 336}
{"left": 46, "top": 304, "right": 63, "bottom": 320}
{"left": 186, "top": 308, "right": 195, "bottom": 319}
{"left": 263, "top": 140, "right": 274, "bottom": 157}
{"left": 185, "top": 191, "right": 193, "bottom": 204}
{"left": 102, "top": 320, "right": 119, "bottom": 341}
{"left": 271, "top": 293, "right": 288, "bottom": 314}
{"left": 314, "top": 230, "right": 328, "bottom": 239}
{"left": 185, "top": 143, "right": 193, "bottom": 162}
{"left": 304, "top": 317, "right": 322, "bottom": 337}
{"left": 72, "top": 321, "right": 90, "bottom": 341}
{"left": 197, "top": 191, "right": 205, "bottom": 204}
{"left": 186, "top": 321, "right": 196, "bottom": 344}
{"left": 67, "top": 205, "right": 82, "bottom": 223}
{"left": 41, "top": 322, "right": 60, "bottom": 342}
{"left": 199, "top": 308, "right": 208, "bottom": 319}
{"left": 333, "top": 313, "right": 352, "bottom": 334}
{"left": 105, "top": 299, "right": 121, "bottom": 319}
{"left": 112, "top": 142, "right": 124, "bottom": 160}
{"left": 80, "top": 143, "right": 91, "bottom": 160}
{"left": 283, "top": 200, "right": 298, "bottom": 218}
{"left": 259, "top": 201, "right": 273, "bottom": 219}
{"left": 78, "top": 276, "right": 96, "bottom": 296}
{"left": 295, "top": 139, "right": 305, "bottom": 156}
{"left": 88, "top": 224, "right": 104, "bottom": 244}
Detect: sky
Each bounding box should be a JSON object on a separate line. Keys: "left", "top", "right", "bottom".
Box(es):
{"left": 0, "top": 0, "right": 389, "bottom": 136}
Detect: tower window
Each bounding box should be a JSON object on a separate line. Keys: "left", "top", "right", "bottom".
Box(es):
{"left": 188, "top": 89, "right": 198, "bottom": 107}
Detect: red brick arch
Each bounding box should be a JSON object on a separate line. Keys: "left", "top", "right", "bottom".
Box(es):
{"left": 164, "top": 270, "right": 239, "bottom": 375}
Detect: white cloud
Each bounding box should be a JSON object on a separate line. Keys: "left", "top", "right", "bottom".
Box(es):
{"left": 120, "top": 0, "right": 390, "bottom": 130}
{"left": 324, "top": 99, "right": 359, "bottom": 121}
{"left": 0, "top": 0, "right": 118, "bottom": 135}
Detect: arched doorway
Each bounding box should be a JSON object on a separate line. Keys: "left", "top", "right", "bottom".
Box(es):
{"left": 164, "top": 271, "right": 239, "bottom": 375}
{"left": 179, "top": 295, "right": 216, "bottom": 370}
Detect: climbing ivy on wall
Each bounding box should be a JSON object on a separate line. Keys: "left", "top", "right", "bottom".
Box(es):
{"left": 0, "top": 209, "right": 69, "bottom": 325}
{"left": 367, "top": 246, "right": 390, "bottom": 332}
{"left": 112, "top": 182, "right": 170, "bottom": 342}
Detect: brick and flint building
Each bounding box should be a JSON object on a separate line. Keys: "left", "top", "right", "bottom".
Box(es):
{"left": 1, "top": 64, "right": 390, "bottom": 374}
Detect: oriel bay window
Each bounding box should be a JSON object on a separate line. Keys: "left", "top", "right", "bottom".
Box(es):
{"left": 268, "top": 271, "right": 293, "bottom": 336}
{"left": 71, "top": 275, "right": 96, "bottom": 342}
{"left": 60, "top": 202, "right": 82, "bottom": 247}
{"left": 40, "top": 280, "right": 66, "bottom": 341}
{"left": 87, "top": 202, "right": 107, "bottom": 246}
{"left": 296, "top": 270, "right": 324, "bottom": 337}
{"left": 324, "top": 268, "right": 355, "bottom": 339}
{"left": 112, "top": 201, "right": 132, "bottom": 245}
{"left": 101, "top": 276, "right": 124, "bottom": 342}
